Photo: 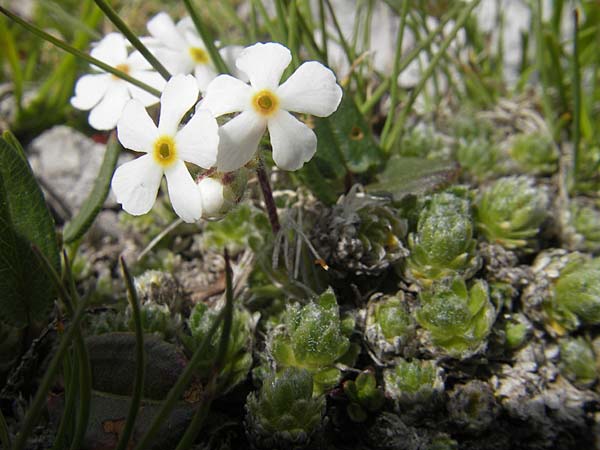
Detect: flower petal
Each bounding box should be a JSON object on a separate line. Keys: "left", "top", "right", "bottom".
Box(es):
{"left": 194, "top": 65, "right": 218, "bottom": 93}
{"left": 164, "top": 159, "right": 202, "bottom": 222}
{"left": 235, "top": 42, "right": 291, "bottom": 90}
{"left": 268, "top": 110, "right": 317, "bottom": 171}
{"left": 175, "top": 109, "right": 218, "bottom": 168}
{"left": 90, "top": 33, "right": 128, "bottom": 66}
{"left": 127, "top": 50, "right": 154, "bottom": 71}
{"left": 158, "top": 74, "right": 199, "bottom": 135}
{"left": 128, "top": 70, "right": 164, "bottom": 106}
{"left": 216, "top": 111, "right": 266, "bottom": 172}
{"left": 88, "top": 82, "right": 130, "bottom": 130}
{"left": 198, "top": 177, "right": 224, "bottom": 217}
{"left": 150, "top": 47, "right": 193, "bottom": 75}
{"left": 111, "top": 154, "right": 162, "bottom": 216}
{"left": 219, "top": 45, "right": 248, "bottom": 82}
{"left": 176, "top": 17, "right": 197, "bottom": 36}
{"left": 278, "top": 61, "right": 343, "bottom": 117}
{"left": 70, "top": 74, "right": 110, "bottom": 111}
{"left": 180, "top": 26, "right": 206, "bottom": 51}
{"left": 201, "top": 75, "right": 252, "bottom": 117}
{"left": 147, "top": 12, "right": 186, "bottom": 50}
{"left": 117, "top": 99, "right": 158, "bottom": 153}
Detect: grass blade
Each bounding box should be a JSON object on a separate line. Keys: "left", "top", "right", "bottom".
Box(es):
{"left": 383, "top": 0, "right": 481, "bottom": 151}
{"left": 0, "top": 407, "right": 10, "bottom": 450}
{"left": 63, "top": 133, "right": 121, "bottom": 243}
{"left": 92, "top": 0, "right": 170, "bottom": 80}
{"left": 132, "top": 304, "right": 227, "bottom": 450}
{"left": 174, "top": 249, "right": 235, "bottom": 450}
{"left": 571, "top": 8, "right": 581, "bottom": 189}
{"left": 182, "top": 0, "right": 229, "bottom": 75}
{"left": 0, "top": 6, "right": 161, "bottom": 97}
{"left": 114, "top": 257, "right": 146, "bottom": 450}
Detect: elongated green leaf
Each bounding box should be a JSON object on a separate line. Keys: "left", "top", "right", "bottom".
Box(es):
{"left": 2, "top": 130, "right": 26, "bottom": 161}
{"left": 366, "top": 156, "right": 460, "bottom": 200}
{"left": 0, "top": 171, "right": 22, "bottom": 326}
{"left": 63, "top": 135, "right": 121, "bottom": 243}
{"left": 298, "top": 94, "right": 383, "bottom": 204}
{"left": 0, "top": 136, "right": 59, "bottom": 326}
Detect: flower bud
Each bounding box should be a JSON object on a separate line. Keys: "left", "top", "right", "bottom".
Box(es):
{"left": 197, "top": 168, "right": 248, "bottom": 219}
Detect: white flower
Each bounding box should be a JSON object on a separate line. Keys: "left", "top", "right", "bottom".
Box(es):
{"left": 201, "top": 42, "right": 343, "bottom": 172}
{"left": 111, "top": 74, "right": 219, "bottom": 222}
{"left": 70, "top": 33, "right": 165, "bottom": 130}
{"left": 145, "top": 12, "right": 246, "bottom": 92}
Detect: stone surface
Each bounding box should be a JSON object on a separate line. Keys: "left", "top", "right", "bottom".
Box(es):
{"left": 27, "top": 125, "right": 129, "bottom": 223}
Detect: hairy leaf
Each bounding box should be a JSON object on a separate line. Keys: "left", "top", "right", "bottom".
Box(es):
{"left": 0, "top": 136, "right": 59, "bottom": 326}
{"left": 367, "top": 156, "right": 460, "bottom": 200}
{"left": 298, "top": 95, "right": 383, "bottom": 204}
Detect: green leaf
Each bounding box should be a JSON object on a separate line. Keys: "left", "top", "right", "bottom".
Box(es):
{"left": 366, "top": 156, "right": 460, "bottom": 201}
{"left": 0, "top": 136, "right": 59, "bottom": 326}
{"left": 2, "top": 130, "right": 26, "bottom": 161}
{"left": 0, "top": 172, "right": 22, "bottom": 326}
{"left": 63, "top": 134, "right": 121, "bottom": 243}
{"left": 298, "top": 95, "right": 383, "bottom": 204}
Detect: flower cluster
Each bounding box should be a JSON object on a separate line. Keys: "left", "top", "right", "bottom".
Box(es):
{"left": 71, "top": 13, "right": 342, "bottom": 222}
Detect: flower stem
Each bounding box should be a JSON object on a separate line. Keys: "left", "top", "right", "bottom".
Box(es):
{"left": 0, "top": 6, "right": 161, "bottom": 97}
{"left": 92, "top": 0, "right": 171, "bottom": 80}
{"left": 318, "top": 0, "right": 328, "bottom": 65}
{"left": 256, "top": 158, "right": 281, "bottom": 234}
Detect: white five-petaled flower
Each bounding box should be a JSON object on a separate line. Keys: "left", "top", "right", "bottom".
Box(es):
{"left": 70, "top": 33, "right": 165, "bottom": 131}
{"left": 111, "top": 74, "right": 219, "bottom": 222}
{"left": 145, "top": 12, "right": 245, "bottom": 92}
{"left": 201, "top": 42, "right": 343, "bottom": 172}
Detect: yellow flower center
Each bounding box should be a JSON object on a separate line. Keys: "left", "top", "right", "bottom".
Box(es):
{"left": 112, "top": 63, "right": 130, "bottom": 79}
{"left": 152, "top": 136, "right": 177, "bottom": 167}
{"left": 252, "top": 89, "right": 279, "bottom": 116}
{"left": 189, "top": 47, "right": 209, "bottom": 64}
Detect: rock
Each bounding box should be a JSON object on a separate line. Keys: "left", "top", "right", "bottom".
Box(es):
{"left": 28, "top": 126, "right": 131, "bottom": 226}
{"left": 29, "top": 126, "right": 107, "bottom": 217}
